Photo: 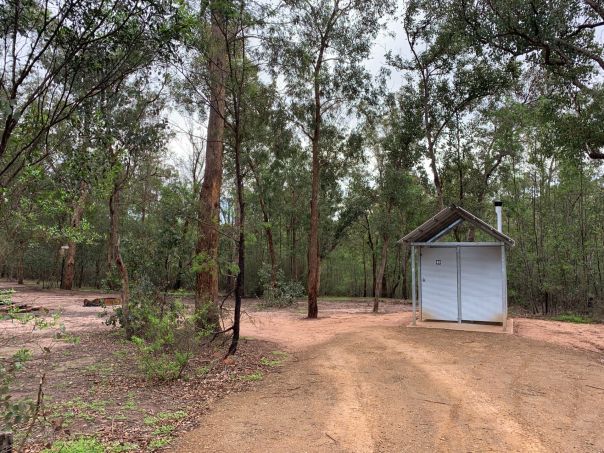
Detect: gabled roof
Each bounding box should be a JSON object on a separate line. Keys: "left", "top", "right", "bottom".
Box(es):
{"left": 399, "top": 205, "right": 515, "bottom": 246}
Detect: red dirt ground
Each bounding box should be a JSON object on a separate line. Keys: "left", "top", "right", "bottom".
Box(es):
{"left": 2, "top": 281, "right": 604, "bottom": 452}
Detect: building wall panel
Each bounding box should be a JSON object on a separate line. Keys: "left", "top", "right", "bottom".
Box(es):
{"left": 421, "top": 247, "right": 458, "bottom": 321}
{"left": 460, "top": 246, "right": 503, "bottom": 322}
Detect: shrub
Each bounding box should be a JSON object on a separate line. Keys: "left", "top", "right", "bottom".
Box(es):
{"left": 258, "top": 264, "right": 305, "bottom": 308}
{"left": 1, "top": 290, "right": 36, "bottom": 433}
{"left": 0, "top": 288, "right": 14, "bottom": 306}
{"left": 108, "top": 278, "right": 207, "bottom": 381}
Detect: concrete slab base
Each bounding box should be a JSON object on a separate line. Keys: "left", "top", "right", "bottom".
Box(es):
{"left": 408, "top": 318, "right": 514, "bottom": 334}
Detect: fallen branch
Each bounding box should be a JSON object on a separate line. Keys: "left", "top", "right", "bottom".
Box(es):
{"left": 325, "top": 433, "right": 338, "bottom": 444}
{"left": 586, "top": 384, "right": 604, "bottom": 391}
{"left": 417, "top": 398, "right": 450, "bottom": 406}
{"left": 18, "top": 372, "right": 46, "bottom": 452}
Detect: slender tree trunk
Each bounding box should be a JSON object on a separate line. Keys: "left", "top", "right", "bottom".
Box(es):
{"left": 366, "top": 225, "right": 377, "bottom": 297}
{"left": 115, "top": 247, "right": 130, "bottom": 336}
{"left": 250, "top": 165, "right": 277, "bottom": 288}
{"left": 62, "top": 181, "right": 88, "bottom": 290}
{"left": 228, "top": 139, "right": 244, "bottom": 355}
{"left": 401, "top": 247, "right": 409, "bottom": 300}
{"left": 292, "top": 218, "right": 298, "bottom": 280}
{"left": 362, "top": 240, "right": 367, "bottom": 298}
{"left": 16, "top": 241, "right": 25, "bottom": 285}
{"left": 263, "top": 209, "right": 277, "bottom": 288}
{"left": 108, "top": 192, "right": 117, "bottom": 268}
{"left": 230, "top": 205, "right": 239, "bottom": 293}
{"left": 94, "top": 259, "right": 100, "bottom": 289}
{"left": 173, "top": 218, "right": 189, "bottom": 290}
{"left": 307, "top": 134, "right": 320, "bottom": 318}
{"left": 420, "top": 68, "right": 444, "bottom": 210}
{"left": 109, "top": 184, "right": 131, "bottom": 338}
{"left": 195, "top": 3, "right": 227, "bottom": 329}
{"left": 77, "top": 260, "right": 84, "bottom": 288}
{"left": 373, "top": 234, "right": 390, "bottom": 313}
{"left": 307, "top": 57, "right": 324, "bottom": 319}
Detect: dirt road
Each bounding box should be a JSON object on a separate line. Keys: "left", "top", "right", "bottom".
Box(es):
{"left": 173, "top": 320, "right": 604, "bottom": 452}
{"left": 2, "top": 283, "right": 603, "bottom": 452}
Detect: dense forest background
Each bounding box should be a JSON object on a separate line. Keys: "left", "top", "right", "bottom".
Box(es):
{"left": 1, "top": 0, "right": 604, "bottom": 319}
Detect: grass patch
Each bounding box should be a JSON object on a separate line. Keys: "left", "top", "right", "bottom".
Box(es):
{"left": 551, "top": 314, "right": 593, "bottom": 324}
{"left": 195, "top": 362, "right": 214, "bottom": 377}
{"left": 112, "top": 349, "right": 129, "bottom": 359}
{"left": 109, "top": 442, "right": 139, "bottom": 452}
{"left": 149, "top": 438, "right": 171, "bottom": 450}
{"left": 50, "top": 398, "right": 108, "bottom": 422}
{"left": 144, "top": 410, "right": 187, "bottom": 426}
{"left": 41, "top": 437, "right": 105, "bottom": 453}
{"left": 260, "top": 357, "right": 282, "bottom": 367}
{"left": 84, "top": 363, "right": 113, "bottom": 375}
{"left": 152, "top": 424, "right": 175, "bottom": 436}
{"left": 241, "top": 371, "right": 263, "bottom": 382}
{"left": 123, "top": 392, "right": 137, "bottom": 410}
{"left": 270, "top": 350, "right": 288, "bottom": 357}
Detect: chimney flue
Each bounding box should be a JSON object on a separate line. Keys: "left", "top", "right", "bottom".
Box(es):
{"left": 494, "top": 201, "right": 503, "bottom": 233}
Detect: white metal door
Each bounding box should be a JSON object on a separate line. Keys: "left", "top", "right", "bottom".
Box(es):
{"left": 460, "top": 246, "right": 503, "bottom": 322}
{"left": 421, "top": 247, "right": 458, "bottom": 321}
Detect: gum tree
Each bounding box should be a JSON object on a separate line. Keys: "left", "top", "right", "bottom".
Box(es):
{"left": 268, "top": 0, "right": 394, "bottom": 318}
{"left": 0, "top": 0, "right": 180, "bottom": 187}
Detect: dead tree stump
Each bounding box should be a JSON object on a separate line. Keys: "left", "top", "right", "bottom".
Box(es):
{"left": 0, "top": 432, "right": 12, "bottom": 453}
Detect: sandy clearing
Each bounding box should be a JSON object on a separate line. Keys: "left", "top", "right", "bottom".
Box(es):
{"left": 173, "top": 325, "right": 604, "bottom": 453}
{"left": 2, "top": 282, "right": 604, "bottom": 452}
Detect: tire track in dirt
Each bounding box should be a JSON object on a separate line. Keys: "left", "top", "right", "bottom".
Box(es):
{"left": 171, "top": 322, "right": 604, "bottom": 452}
{"left": 373, "top": 331, "right": 546, "bottom": 452}
{"left": 319, "top": 346, "right": 374, "bottom": 452}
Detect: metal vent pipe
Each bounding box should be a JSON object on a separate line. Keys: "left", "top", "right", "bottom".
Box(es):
{"left": 494, "top": 201, "right": 503, "bottom": 233}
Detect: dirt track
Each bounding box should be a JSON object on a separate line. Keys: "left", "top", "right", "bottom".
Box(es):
{"left": 2, "top": 283, "right": 604, "bottom": 452}
{"left": 174, "top": 314, "right": 604, "bottom": 453}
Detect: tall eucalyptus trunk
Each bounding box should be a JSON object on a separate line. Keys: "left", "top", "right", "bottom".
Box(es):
{"left": 195, "top": 2, "right": 227, "bottom": 329}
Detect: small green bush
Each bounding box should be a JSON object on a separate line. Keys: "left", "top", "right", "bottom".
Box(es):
{"left": 106, "top": 278, "right": 208, "bottom": 381}
{"left": 258, "top": 264, "right": 305, "bottom": 308}
{"left": 0, "top": 288, "right": 14, "bottom": 306}
{"left": 131, "top": 313, "right": 200, "bottom": 381}
{"left": 41, "top": 437, "right": 105, "bottom": 453}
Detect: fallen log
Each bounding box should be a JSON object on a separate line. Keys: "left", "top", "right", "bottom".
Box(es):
{"left": 0, "top": 304, "right": 41, "bottom": 314}
{"left": 83, "top": 297, "right": 121, "bottom": 307}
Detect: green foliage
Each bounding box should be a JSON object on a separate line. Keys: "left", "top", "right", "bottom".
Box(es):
{"left": 260, "top": 357, "right": 282, "bottom": 367}
{"left": 41, "top": 437, "right": 105, "bottom": 453}
{"left": 108, "top": 442, "right": 139, "bottom": 453}
{"left": 1, "top": 346, "right": 35, "bottom": 428}
{"left": 149, "top": 438, "right": 171, "bottom": 449}
{"left": 258, "top": 264, "right": 305, "bottom": 308}
{"left": 241, "top": 371, "right": 263, "bottom": 382}
{"left": 106, "top": 279, "right": 205, "bottom": 381}
{"left": 143, "top": 410, "right": 187, "bottom": 426}
{"left": 0, "top": 289, "right": 14, "bottom": 306}
{"left": 152, "top": 424, "right": 175, "bottom": 435}
{"left": 551, "top": 314, "right": 594, "bottom": 324}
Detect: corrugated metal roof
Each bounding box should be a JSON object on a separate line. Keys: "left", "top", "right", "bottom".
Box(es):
{"left": 399, "top": 205, "right": 515, "bottom": 246}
